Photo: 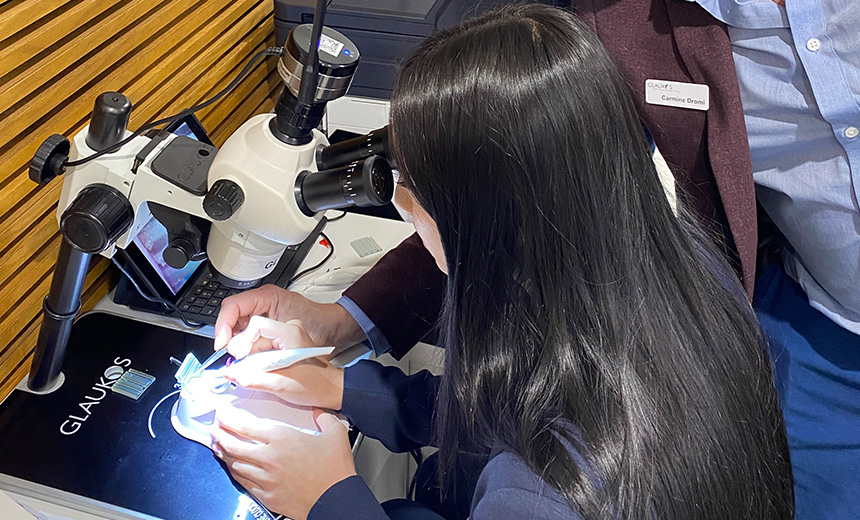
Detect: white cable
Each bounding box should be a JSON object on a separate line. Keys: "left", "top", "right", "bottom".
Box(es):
{"left": 148, "top": 389, "right": 181, "bottom": 439}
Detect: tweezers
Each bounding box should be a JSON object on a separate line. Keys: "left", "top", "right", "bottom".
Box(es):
{"left": 198, "top": 347, "right": 228, "bottom": 373}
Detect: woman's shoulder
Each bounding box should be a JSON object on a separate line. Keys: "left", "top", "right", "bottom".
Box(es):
{"left": 471, "top": 450, "right": 583, "bottom": 520}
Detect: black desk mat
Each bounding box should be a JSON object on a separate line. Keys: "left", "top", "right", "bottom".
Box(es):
{"left": 0, "top": 312, "right": 277, "bottom": 520}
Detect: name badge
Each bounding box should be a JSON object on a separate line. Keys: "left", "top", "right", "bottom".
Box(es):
{"left": 645, "top": 79, "right": 709, "bottom": 111}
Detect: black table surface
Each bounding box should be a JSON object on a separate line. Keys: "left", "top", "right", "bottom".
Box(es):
{"left": 0, "top": 312, "right": 277, "bottom": 520}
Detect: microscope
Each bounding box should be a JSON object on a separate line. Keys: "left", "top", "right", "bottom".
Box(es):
{"left": 25, "top": 2, "right": 393, "bottom": 394}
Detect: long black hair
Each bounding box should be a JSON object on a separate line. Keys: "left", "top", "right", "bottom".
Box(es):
{"left": 389, "top": 4, "right": 793, "bottom": 519}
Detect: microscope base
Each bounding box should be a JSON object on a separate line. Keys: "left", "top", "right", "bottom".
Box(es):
{"left": 0, "top": 312, "right": 276, "bottom": 520}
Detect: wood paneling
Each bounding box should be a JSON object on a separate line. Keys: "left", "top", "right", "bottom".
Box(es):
{"left": 0, "top": 0, "right": 279, "bottom": 399}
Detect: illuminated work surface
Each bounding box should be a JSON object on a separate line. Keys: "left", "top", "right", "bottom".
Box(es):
{"left": 0, "top": 212, "right": 414, "bottom": 520}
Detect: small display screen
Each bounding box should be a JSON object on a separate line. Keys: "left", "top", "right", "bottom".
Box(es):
{"left": 171, "top": 122, "right": 197, "bottom": 140}
{"left": 132, "top": 216, "right": 203, "bottom": 295}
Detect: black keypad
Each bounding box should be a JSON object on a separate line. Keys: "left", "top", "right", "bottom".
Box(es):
{"left": 172, "top": 234, "right": 310, "bottom": 324}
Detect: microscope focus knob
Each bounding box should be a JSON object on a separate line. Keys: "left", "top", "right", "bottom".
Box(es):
{"left": 203, "top": 180, "right": 244, "bottom": 221}
{"left": 163, "top": 238, "right": 194, "bottom": 269}
{"left": 29, "top": 134, "right": 71, "bottom": 185}
{"left": 60, "top": 184, "right": 134, "bottom": 253}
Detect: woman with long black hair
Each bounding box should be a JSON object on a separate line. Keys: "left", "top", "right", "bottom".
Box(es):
{"left": 210, "top": 4, "right": 794, "bottom": 519}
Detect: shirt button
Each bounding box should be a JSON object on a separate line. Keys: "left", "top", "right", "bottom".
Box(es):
{"left": 846, "top": 126, "right": 859, "bottom": 139}
{"left": 806, "top": 38, "right": 821, "bottom": 52}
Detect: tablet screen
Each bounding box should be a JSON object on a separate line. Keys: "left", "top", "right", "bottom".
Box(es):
{"left": 132, "top": 216, "right": 204, "bottom": 295}
{"left": 171, "top": 122, "right": 198, "bottom": 140}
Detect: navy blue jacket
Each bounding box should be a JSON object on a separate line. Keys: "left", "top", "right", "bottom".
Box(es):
{"left": 308, "top": 360, "right": 581, "bottom": 519}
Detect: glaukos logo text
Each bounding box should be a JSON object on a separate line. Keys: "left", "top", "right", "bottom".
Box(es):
{"left": 60, "top": 357, "right": 131, "bottom": 436}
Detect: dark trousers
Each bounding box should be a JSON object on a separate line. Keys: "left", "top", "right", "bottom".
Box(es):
{"left": 754, "top": 263, "right": 860, "bottom": 519}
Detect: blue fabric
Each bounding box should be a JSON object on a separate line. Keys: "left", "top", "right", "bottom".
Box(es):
{"left": 754, "top": 263, "right": 860, "bottom": 519}
{"left": 309, "top": 475, "right": 389, "bottom": 519}
{"left": 381, "top": 499, "right": 445, "bottom": 520}
{"left": 309, "top": 453, "right": 581, "bottom": 520}
{"left": 471, "top": 452, "right": 580, "bottom": 520}
{"left": 338, "top": 295, "right": 395, "bottom": 356}
{"left": 341, "top": 359, "right": 438, "bottom": 453}
{"left": 695, "top": 0, "right": 860, "bottom": 334}
{"left": 327, "top": 359, "right": 582, "bottom": 519}
{"left": 413, "top": 451, "right": 491, "bottom": 520}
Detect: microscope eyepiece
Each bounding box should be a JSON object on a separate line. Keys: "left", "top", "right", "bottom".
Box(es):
{"left": 316, "top": 126, "right": 389, "bottom": 171}
{"left": 295, "top": 155, "right": 394, "bottom": 216}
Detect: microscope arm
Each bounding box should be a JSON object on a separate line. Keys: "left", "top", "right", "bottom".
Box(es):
{"left": 26, "top": 3, "right": 392, "bottom": 393}
{"left": 27, "top": 127, "right": 219, "bottom": 392}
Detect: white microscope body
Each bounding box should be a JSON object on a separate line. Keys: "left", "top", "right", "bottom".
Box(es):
{"left": 26, "top": 20, "right": 392, "bottom": 393}
{"left": 57, "top": 115, "right": 328, "bottom": 285}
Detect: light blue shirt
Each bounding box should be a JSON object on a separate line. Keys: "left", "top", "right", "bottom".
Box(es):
{"left": 692, "top": 0, "right": 860, "bottom": 334}
{"left": 337, "top": 295, "right": 393, "bottom": 355}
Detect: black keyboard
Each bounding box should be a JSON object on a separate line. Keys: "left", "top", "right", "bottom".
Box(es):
{"left": 176, "top": 272, "right": 241, "bottom": 321}
{"left": 173, "top": 241, "right": 304, "bottom": 325}
{"left": 114, "top": 219, "right": 326, "bottom": 326}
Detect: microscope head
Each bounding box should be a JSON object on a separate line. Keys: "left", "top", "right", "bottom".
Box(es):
{"left": 203, "top": 24, "right": 393, "bottom": 288}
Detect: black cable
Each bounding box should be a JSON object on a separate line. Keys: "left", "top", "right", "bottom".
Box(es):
{"left": 65, "top": 46, "right": 283, "bottom": 168}
{"left": 111, "top": 257, "right": 205, "bottom": 329}
{"left": 288, "top": 231, "right": 334, "bottom": 285}
{"left": 297, "top": 0, "right": 326, "bottom": 106}
{"left": 407, "top": 448, "right": 424, "bottom": 500}
{"left": 326, "top": 210, "right": 348, "bottom": 222}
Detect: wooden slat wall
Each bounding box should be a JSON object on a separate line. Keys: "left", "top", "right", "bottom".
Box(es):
{"left": 0, "top": 0, "right": 282, "bottom": 399}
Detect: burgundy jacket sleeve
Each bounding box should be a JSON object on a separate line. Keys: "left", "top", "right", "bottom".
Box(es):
{"left": 343, "top": 233, "right": 446, "bottom": 359}
{"left": 573, "top": 0, "right": 757, "bottom": 297}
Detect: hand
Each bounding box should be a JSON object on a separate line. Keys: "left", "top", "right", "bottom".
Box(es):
{"left": 211, "top": 407, "right": 356, "bottom": 520}
{"left": 214, "top": 285, "right": 365, "bottom": 352}
{"left": 223, "top": 315, "right": 316, "bottom": 359}
{"left": 220, "top": 320, "right": 344, "bottom": 410}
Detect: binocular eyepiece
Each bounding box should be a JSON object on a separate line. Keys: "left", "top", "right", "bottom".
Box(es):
{"left": 295, "top": 126, "right": 393, "bottom": 216}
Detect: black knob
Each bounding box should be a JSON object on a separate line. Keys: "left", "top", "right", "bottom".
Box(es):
{"left": 204, "top": 179, "right": 244, "bottom": 221}
{"left": 60, "top": 184, "right": 134, "bottom": 253}
{"left": 30, "top": 134, "right": 71, "bottom": 185}
{"left": 163, "top": 237, "right": 194, "bottom": 269}
{"left": 86, "top": 92, "right": 132, "bottom": 152}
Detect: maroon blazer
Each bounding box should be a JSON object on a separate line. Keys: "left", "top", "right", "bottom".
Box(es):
{"left": 575, "top": 0, "right": 756, "bottom": 295}
{"left": 345, "top": 0, "right": 756, "bottom": 355}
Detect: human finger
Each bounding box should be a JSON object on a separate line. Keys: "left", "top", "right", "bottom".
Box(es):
{"left": 214, "top": 287, "right": 278, "bottom": 350}
{"left": 227, "top": 318, "right": 317, "bottom": 359}
{"left": 230, "top": 473, "right": 266, "bottom": 502}
{"left": 224, "top": 458, "right": 270, "bottom": 488}
{"left": 215, "top": 407, "right": 277, "bottom": 445}
{"left": 314, "top": 409, "right": 349, "bottom": 436}
{"left": 220, "top": 367, "right": 289, "bottom": 394}
{"left": 227, "top": 316, "right": 288, "bottom": 358}
{"left": 211, "top": 433, "right": 261, "bottom": 467}
{"left": 224, "top": 327, "right": 262, "bottom": 359}
{"left": 247, "top": 316, "right": 316, "bottom": 350}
